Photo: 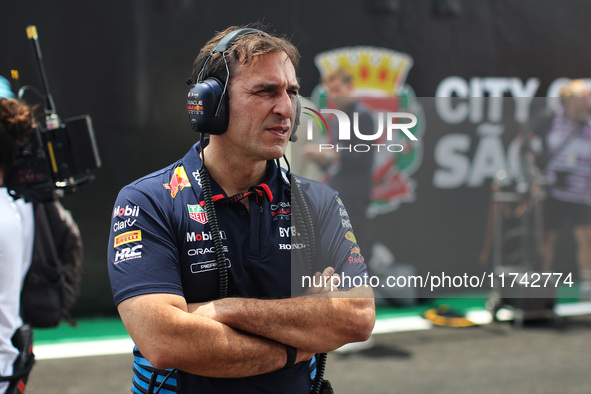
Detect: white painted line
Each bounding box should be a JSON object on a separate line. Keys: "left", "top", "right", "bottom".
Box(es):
{"left": 372, "top": 315, "right": 432, "bottom": 334}
{"left": 465, "top": 310, "right": 494, "bottom": 325}
{"left": 555, "top": 301, "right": 591, "bottom": 316}
{"left": 34, "top": 337, "right": 134, "bottom": 360}
{"left": 482, "top": 301, "right": 591, "bottom": 322}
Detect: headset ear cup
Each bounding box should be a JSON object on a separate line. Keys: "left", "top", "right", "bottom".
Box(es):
{"left": 290, "top": 97, "right": 301, "bottom": 142}
{"left": 187, "top": 77, "right": 228, "bottom": 134}
{"left": 188, "top": 29, "right": 265, "bottom": 135}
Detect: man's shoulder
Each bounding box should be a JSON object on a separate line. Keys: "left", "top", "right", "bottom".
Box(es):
{"left": 118, "top": 160, "right": 189, "bottom": 200}
{"left": 292, "top": 174, "right": 338, "bottom": 204}
{"left": 293, "top": 173, "right": 331, "bottom": 190}
{"left": 118, "top": 143, "right": 203, "bottom": 200}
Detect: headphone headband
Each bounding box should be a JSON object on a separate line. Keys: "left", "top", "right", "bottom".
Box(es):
{"left": 211, "top": 28, "right": 263, "bottom": 53}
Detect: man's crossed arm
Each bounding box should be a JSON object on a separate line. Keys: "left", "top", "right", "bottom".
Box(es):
{"left": 117, "top": 267, "right": 375, "bottom": 378}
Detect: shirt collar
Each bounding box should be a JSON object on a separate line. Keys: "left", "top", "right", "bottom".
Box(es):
{"left": 181, "top": 141, "right": 283, "bottom": 205}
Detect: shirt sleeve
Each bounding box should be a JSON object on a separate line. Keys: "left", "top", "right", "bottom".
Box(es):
{"left": 297, "top": 179, "right": 369, "bottom": 290}
{"left": 314, "top": 193, "right": 368, "bottom": 289}
{"left": 107, "top": 182, "right": 184, "bottom": 306}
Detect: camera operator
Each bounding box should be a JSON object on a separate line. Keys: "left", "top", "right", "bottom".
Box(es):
{"left": 0, "top": 85, "right": 36, "bottom": 394}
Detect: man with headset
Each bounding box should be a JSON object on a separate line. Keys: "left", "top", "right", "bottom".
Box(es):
{"left": 108, "top": 25, "right": 375, "bottom": 393}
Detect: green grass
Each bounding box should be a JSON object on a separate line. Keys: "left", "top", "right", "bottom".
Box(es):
{"left": 33, "top": 317, "right": 129, "bottom": 344}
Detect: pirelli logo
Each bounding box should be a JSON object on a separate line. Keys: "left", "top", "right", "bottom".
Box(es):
{"left": 114, "top": 230, "right": 142, "bottom": 247}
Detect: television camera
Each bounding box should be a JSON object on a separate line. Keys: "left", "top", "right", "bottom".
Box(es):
{"left": 5, "top": 25, "right": 101, "bottom": 203}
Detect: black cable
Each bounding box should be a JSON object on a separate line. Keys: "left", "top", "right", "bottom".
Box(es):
{"left": 0, "top": 356, "right": 35, "bottom": 382}
{"left": 17, "top": 85, "right": 44, "bottom": 102}
{"left": 146, "top": 368, "right": 177, "bottom": 394}
{"left": 199, "top": 133, "right": 229, "bottom": 299}
{"left": 289, "top": 168, "right": 317, "bottom": 276}
{"left": 154, "top": 369, "right": 177, "bottom": 394}
{"left": 281, "top": 155, "right": 291, "bottom": 176}
{"left": 200, "top": 166, "right": 229, "bottom": 298}
{"left": 285, "top": 157, "right": 327, "bottom": 394}
{"left": 311, "top": 352, "right": 328, "bottom": 394}
{"left": 146, "top": 371, "right": 157, "bottom": 394}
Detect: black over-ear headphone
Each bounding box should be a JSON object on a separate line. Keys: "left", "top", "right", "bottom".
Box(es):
{"left": 186, "top": 28, "right": 300, "bottom": 141}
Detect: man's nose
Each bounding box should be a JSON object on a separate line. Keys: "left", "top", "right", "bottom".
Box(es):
{"left": 274, "top": 91, "right": 293, "bottom": 118}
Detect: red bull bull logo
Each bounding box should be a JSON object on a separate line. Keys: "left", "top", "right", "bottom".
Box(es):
{"left": 163, "top": 166, "right": 191, "bottom": 198}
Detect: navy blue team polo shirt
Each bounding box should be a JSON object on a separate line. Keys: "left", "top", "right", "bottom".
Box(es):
{"left": 108, "top": 141, "right": 369, "bottom": 394}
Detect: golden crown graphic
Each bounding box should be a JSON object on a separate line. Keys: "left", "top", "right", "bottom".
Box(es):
{"left": 314, "top": 46, "right": 413, "bottom": 96}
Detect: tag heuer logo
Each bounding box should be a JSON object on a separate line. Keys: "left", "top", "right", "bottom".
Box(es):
{"left": 188, "top": 204, "right": 208, "bottom": 224}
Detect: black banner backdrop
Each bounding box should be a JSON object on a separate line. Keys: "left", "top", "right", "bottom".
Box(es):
{"left": 1, "top": 0, "right": 588, "bottom": 315}
{"left": 293, "top": 96, "right": 564, "bottom": 299}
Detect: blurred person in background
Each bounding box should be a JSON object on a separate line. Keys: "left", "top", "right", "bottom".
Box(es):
{"left": 301, "top": 68, "right": 375, "bottom": 267}
{"left": 286, "top": 96, "right": 324, "bottom": 181}
{"left": 301, "top": 68, "right": 376, "bottom": 352}
{"left": 527, "top": 79, "right": 591, "bottom": 300}
{"left": 0, "top": 78, "right": 35, "bottom": 394}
